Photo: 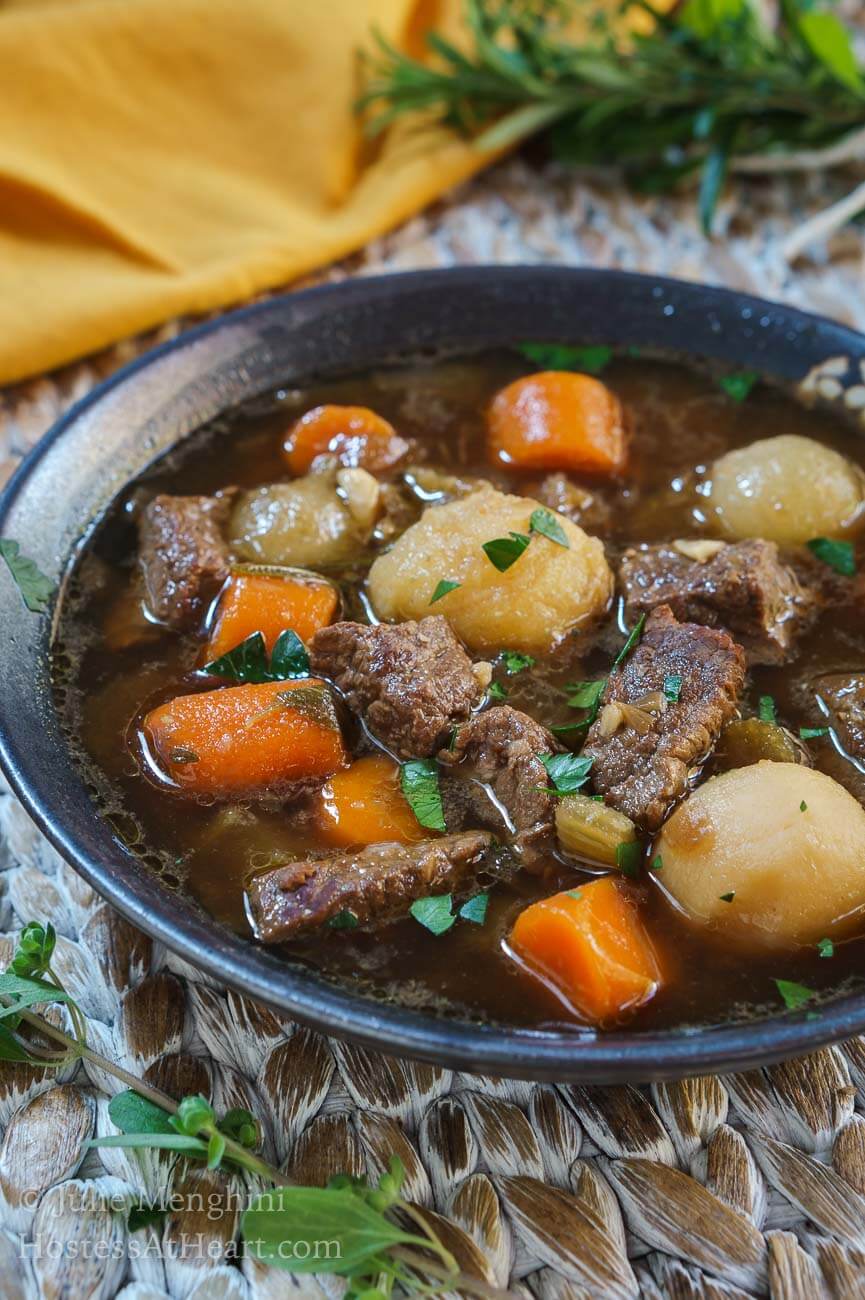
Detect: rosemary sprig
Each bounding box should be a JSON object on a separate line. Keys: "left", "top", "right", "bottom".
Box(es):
{"left": 0, "top": 921, "right": 510, "bottom": 1299}
{"left": 360, "top": 0, "right": 865, "bottom": 235}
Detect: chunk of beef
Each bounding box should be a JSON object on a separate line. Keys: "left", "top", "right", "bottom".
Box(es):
{"left": 531, "top": 472, "right": 611, "bottom": 533}
{"left": 439, "top": 705, "right": 558, "bottom": 869}
{"left": 620, "top": 539, "right": 812, "bottom": 665}
{"left": 139, "top": 493, "right": 232, "bottom": 631}
{"left": 310, "top": 615, "right": 482, "bottom": 758}
{"left": 247, "top": 830, "right": 492, "bottom": 941}
{"left": 583, "top": 605, "right": 745, "bottom": 830}
{"left": 816, "top": 673, "right": 865, "bottom": 761}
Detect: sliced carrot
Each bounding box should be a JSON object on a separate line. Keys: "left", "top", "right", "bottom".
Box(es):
{"left": 509, "top": 876, "right": 661, "bottom": 1025}
{"left": 206, "top": 569, "right": 338, "bottom": 660}
{"left": 282, "top": 404, "right": 409, "bottom": 476}
{"left": 487, "top": 371, "right": 627, "bottom": 477}
{"left": 316, "top": 753, "right": 428, "bottom": 848}
{"left": 143, "top": 678, "right": 347, "bottom": 799}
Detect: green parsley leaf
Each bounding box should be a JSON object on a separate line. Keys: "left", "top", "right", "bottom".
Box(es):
{"left": 204, "top": 629, "right": 310, "bottom": 683}
{"left": 459, "top": 893, "right": 489, "bottom": 925}
{"left": 410, "top": 894, "right": 455, "bottom": 935}
{"left": 807, "top": 537, "right": 856, "bottom": 577}
{"left": 529, "top": 508, "right": 570, "bottom": 549}
{"left": 663, "top": 674, "right": 682, "bottom": 703}
{"left": 650, "top": 854, "right": 663, "bottom": 871}
{"left": 0, "top": 540, "right": 54, "bottom": 613}
{"left": 616, "top": 841, "right": 642, "bottom": 878}
{"left": 328, "top": 910, "right": 359, "bottom": 931}
{"left": 775, "top": 978, "right": 814, "bottom": 1011}
{"left": 518, "top": 342, "right": 613, "bottom": 375}
{"left": 429, "top": 578, "right": 461, "bottom": 604}
{"left": 758, "top": 695, "right": 777, "bottom": 724}
{"left": 817, "top": 937, "right": 834, "bottom": 958}
{"left": 501, "top": 650, "right": 535, "bottom": 675}
{"left": 400, "top": 759, "right": 446, "bottom": 832}
{"left": 800, "top": 800, "right": 808, "bottom": 813}
{"left": 539, "top": 752, "right": 593, "bottom": 796}
{"left": 566, "top": 889, "right": 583, "bottom": 901}
{"left": 488, "top": 681, "right": 508, "bottom": 702}
{"left": 613, "top": 614, "right": 646, "bottom": 667}
{"left": 566, "top": 679, "right": 607, "bottom": 710}
{"left": 719, "top": 891, "right": 735, "bottom": 902}
{"left": 718, "top": 370, "right": 759, "bottom": 402}
{"left": 482, "top": 531, "right": 531, "bottom": 572}
{"left": 800, "top": 726, "right": 829, "bottom": 740}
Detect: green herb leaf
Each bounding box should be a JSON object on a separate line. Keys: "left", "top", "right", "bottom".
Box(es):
{"left": 203, "top": 629, "right": 310, "bottom": 683}
{"left": 400, "top": 759, "right": 446, "bottom": 832}
{"left": 501, "top": 650, "right": 535, "bottom": 675}
{"left": 459, "top": 892, "right": 489, "bottom": 924}
{"left": 616, "top": 841, "right": 642, "bottom": 878}
{"left": 0, "top": 540, "right": 54, "bottom": 613}
{"left": 651, "top": 854, "right": 663, "bottom": 871}
{"left": 774, "top": 978, "right": 814, "bottom": 1011}
{"left": 807, "top": 537, "right": 856, "bottom": 576}
{"left": 817, "top": 937, "right": 834, "bottom": 958}
{"left": 8, "top": 922, "right": 56, "bottom": 980}
{"left": 566, "top": 889, "right": 583, "bottom": 901}
{"left": 800, "top": 726, "right": 829, "bottom": 739}
{"left": 519, "top": 342, "right": 613, "bottom": 374}
{"left": 269, "top": 629, "right": 312, "bottom": 679}
{"left": 429, "top": 578, "right": 461, "bottom": 604}
{"left": 613, "top": 614, "right": 646, "bottom": 667}
{"left": 108, "top": 1090, "right": 175, "bottom": 1136}
{"left": 529, "top": 507, "right": 570, "bottom": 548}
{"left": 800, "top": 799, "right": 808, "bottom": 812}
{"left": 171, "top": 1094, "right": 216, "bottom": 1137}
{"left": 540, "top": 752, "right": 593, "bottom": 796}
{"left": 758, "top": 695, "right": 777, "bottom": 724}
{"left": 0, "top": 972, "right": 75, "bottom": 1021}
{"left": 718, "top": 370, "right": 759, "bottom": 402}
{"left": 328, "top": 909, "right": 359, "bottom": 931}
{"left": 488, "top": 681, "right": 508, "bottom": 702}
{"left": 207, "top": 1132, "right": 227, "bottom": 1170}
{"left": 567, "top": 679, "right": 607, "bottom": 710}
{"left": 719, "top": 891, "right": 735, "bottom": 902}
{"left": 410, "top": 894, "right": 455, "bottom": 935}
{"left": 663, "top": 674, "right": 682, "bottom": 703}
{"left": 482, "top": 531, "right": 531, "bottom": 572}
{"left": 220, "top": 1107, "right": 259, "bottom": 1149}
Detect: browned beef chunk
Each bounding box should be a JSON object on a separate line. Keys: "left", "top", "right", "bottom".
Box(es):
{"left": 816, "top": 674, "right": 865, "bottom": 760}
{"left": 247, "top": 830, "right": 492, "bottom": 941}
{"left": 620, "top": 539, "right": 812, "bottom": 665}
{"left": 583, "top": 606, "right": 745, "bottom": 830}
{"left": 309, "top": 615, "right": 481, "bottom": 758}
{"left": 439, "top": 705, "right": 558, "bottom": 870}
{"left": 139, "top": 494, "right": 232, "bottom": 631}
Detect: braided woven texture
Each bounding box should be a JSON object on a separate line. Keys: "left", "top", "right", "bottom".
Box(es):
{"left": 3, "top": 157, "right": 865, "bottom": 1298}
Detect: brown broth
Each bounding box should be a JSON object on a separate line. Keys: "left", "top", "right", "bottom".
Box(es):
{"left": 55, "top": 352, "right": 865, "bottom": 1035}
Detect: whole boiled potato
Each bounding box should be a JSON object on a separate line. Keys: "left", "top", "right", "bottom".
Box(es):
{"left": 709, "top": 434, "right": 865, "bottom": 544}
{"left": 367, "top": 486, "right": 613, "bottom": 656}
{"left": 656, "top": 761, "right": 865, "bottom": 944}
{"left": 230, "top": 470, "right": 367, "bottom": 569}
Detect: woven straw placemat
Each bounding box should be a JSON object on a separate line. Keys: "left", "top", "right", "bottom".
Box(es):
{"left": 3, "top": 157, "right": 865, "bottom": 1300}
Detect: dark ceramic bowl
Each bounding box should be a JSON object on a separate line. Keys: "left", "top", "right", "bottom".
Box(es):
{"left": 2, "top": 267, "right": 864, "bottom": 1082}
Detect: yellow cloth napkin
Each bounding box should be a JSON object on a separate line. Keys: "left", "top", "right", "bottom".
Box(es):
{"left": 0, "top": 0, "right": 497, "bottom": 386}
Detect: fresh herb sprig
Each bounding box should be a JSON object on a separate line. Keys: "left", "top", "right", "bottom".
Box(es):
{"left": 204, "top": 629, "right": 310, "bottom": 683}
{"left": 360, "top": 0, "right": 865, "bottom": 236}
{"left": 0, "top": 921, "right": 509, "bottom": 1299}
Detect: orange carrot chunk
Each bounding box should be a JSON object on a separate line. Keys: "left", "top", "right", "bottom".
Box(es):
{"left": 206, "top": 570, "right": 337, "bottom": 660}
{"left": 143, "top": 678, "right": 347, "bottom": 799}
{"left": 282, "top": 404, "right": 409, "bottom": 476}
{"left": 509, "top": 877, "right": 661, "bottom": 1025}
{"left": 316, "top": 754, "right": 429, "bottom": 848}
{"left": 487, "top": 371, "right": 627, "bottom": 477}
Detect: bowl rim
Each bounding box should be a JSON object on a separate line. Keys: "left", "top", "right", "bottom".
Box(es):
{"left": 3, "top": 264, "right": 865, "bottom": 1083}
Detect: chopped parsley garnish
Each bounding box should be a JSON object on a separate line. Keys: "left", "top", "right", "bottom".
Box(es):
{"left": 613, "top": 614, "right": 646, "bottom": 668}
{"left": 800, "top": 800, "right": 808, "bottom": 813}
{"left": 650, "top": 854, "right": 663, "bottom": 871}
{"left": 501, "top": 650, "right": 535, "bottom": 675}
{"left": 663, "top": 674, "right": 682, "bottom": 703}
{"left": 0, "top": 539, "right": 54, "bottom": 613}
{"left": 459, "top": 893, "right": 489, "bottom": 925}
{"left": 718, "top": 370, "right": 759, "bottom": 403}
{"left": 203, "top": 629, "right": 309, "bottom": 683}
{"left": 807, "top": 537, "right": 856, "bottom": 577}
{"left": 400, "top": 760, "right": 446, "bottom": 832}
{"left": 566, "top": 679, "right": 607, "bottom": 710}
{"left": 518, "top": 342, "right": 613, "bottom": 375}
{"left": 774, "top": 978, "right": 815, "bottom": 1011}
{"left": 488, "top": 681, "right": 508, "bottom": 702}
{"left": 539, "top": 753, "right": 593, "bottom": 796}
{"left": 328, "top": 910, "right": 359, "bottom": 931}
{"left": 758, "top": 694, "right": 777, "bottom": 724}
{"left": 566, "top": 889, "right": 583, "bottom": 900}
{"left": 800, "top": 726, "right": 829, "bottom": 740}
{"left": 817, "top": 937, "right": 834, "bottom": 958}
{"left": 430, "top": 578, "right": 461, "bottom": 604}
{"left": 482, "top": 531, "right": 531, "bottom": 572}
{"left": 410, "top": 894, "right": 455, "bottom": 936}
{"left": 529, "top": 508, "right": 570, "bottom": 549}
{"left": 719, "top": 891, "right": 735, "bottom": 903}
{"left": 616, "top": 841, "right": 642, "bottom": 878}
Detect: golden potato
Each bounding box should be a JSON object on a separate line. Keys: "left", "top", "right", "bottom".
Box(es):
{"left": 656, "top": 761, "right": 865, "bottom": 944}
{"left": 709, "top": 434, "right": 865, "bottom": 544}
{"left": 230, "top": 469, "right": 370, "bottom": 569}
{"left": 367, "top": 486, "right": 613, "bottom": 656}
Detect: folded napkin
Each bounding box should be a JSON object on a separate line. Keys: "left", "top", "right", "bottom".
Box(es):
{"left": 0, "top": 0, "right": 495, "bottom": 385}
